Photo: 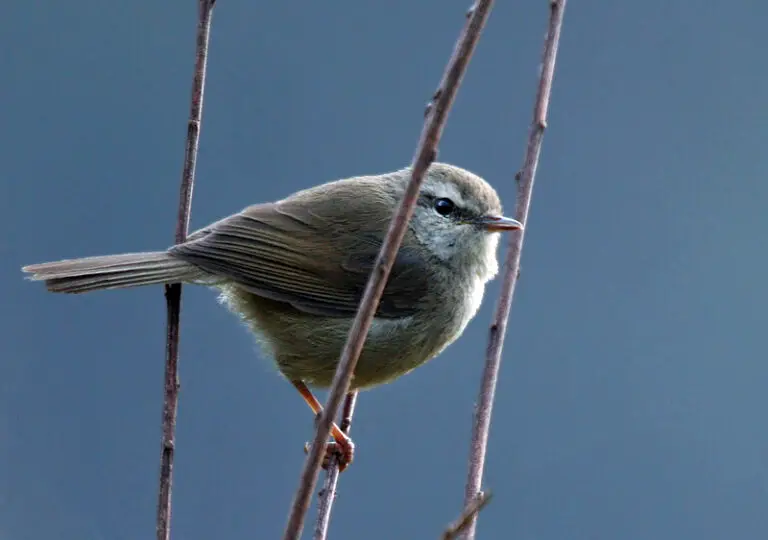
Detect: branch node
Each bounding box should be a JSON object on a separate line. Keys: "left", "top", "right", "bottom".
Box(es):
{"left": 426, "top": 88, "right": 444, "bottom": 117}
{"left": 442, "top": 490, "right": 493, "bottom": 540}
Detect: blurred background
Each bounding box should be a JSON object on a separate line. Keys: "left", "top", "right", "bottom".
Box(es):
{"left": 3, "top": 0, "right": 768, "bottom": 538}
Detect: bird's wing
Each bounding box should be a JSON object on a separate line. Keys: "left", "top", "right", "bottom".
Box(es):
{"left": 169, "top": 198, "right": 433, "bottom": 318}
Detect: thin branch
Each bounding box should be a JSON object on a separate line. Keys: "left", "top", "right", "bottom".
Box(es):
{"left": 156, "top": 1, "right": 216, "bottom": 539}
{"left": 442, "top": 491, "right": 493, "bottom": 540}
{"left": 313, "top": 392, "right": 358, "bottom": 540}
{"left": 461, "top": 1, "right": 567, "bottom": 538}
{"left": 282, "top": 1, "right": 497, "bottom": 538}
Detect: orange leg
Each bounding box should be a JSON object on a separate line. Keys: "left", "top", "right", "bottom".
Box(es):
{"left": 291, "top": 380, "right": 355, "bottom": 471}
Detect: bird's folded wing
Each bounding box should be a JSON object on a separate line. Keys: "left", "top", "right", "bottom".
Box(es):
{"left": 169, "top": 201, "right": 432, "bottom": 318}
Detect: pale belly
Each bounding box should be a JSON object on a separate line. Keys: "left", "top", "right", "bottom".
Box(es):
{"left": 218, "top": 275, "right": 487, "bottom": 389}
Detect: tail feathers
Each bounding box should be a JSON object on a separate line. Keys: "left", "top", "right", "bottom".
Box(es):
{"left": 22, "top": 251, "right": 202, "bottom": 294}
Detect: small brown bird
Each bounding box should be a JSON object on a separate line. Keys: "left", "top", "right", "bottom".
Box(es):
{"left": 22, "top": 162, "right": 522, "bottom": 468}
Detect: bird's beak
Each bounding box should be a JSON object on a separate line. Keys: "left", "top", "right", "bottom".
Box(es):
{"left": 474, "top": 215, "right": 524, "bottom": 232}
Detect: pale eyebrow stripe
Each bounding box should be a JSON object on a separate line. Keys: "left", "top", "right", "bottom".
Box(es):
{"left": 423, "top": 180, "right": 465, "bottom": 206}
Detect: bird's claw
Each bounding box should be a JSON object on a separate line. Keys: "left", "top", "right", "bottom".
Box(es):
{"left": 303, "top": 437, "right": 355, "bottom": 472}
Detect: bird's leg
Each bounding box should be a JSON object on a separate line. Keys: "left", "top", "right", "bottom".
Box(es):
{"left": 291, "top": 380, "right": 355, "bottom": 471}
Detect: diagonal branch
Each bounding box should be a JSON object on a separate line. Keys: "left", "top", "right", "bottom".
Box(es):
{"left": 156, "top": 1, "right": 216, "bottom": 539}
{"left": 282, "top": 1, "right": 497, "bottom": 538}
{"left": 461, "top": 1, "right": 568, "bottom": 538}
{"left": 443, "top": 491, "right": 493, "bottom": 540}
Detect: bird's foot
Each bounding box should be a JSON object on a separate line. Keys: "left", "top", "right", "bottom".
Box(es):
{"left": 303, "top": 433, "right": 355, "bottom": 472}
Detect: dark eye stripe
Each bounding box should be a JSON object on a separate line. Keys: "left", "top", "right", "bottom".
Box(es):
{"left": 417, "top": 194, "right": 435, "bottom": 208}
{"left": 420, "top": 193, "right": 478, "bottom": 222}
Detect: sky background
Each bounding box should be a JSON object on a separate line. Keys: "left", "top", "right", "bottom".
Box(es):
{"left": 3, "top": 0, "right": 768, "bottom": 539}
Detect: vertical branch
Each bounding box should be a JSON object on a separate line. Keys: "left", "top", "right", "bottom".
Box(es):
{"left": 156, "top": 1, "right": 216, "bottom": 539}
{"left": 460, "top": 1, "right": 567, "bottom": 538}
{"left": 282, "top": 1, "right": 497, "bottom": 538}
{"left": 313, "top": 392, "right": 358, "bottom": 540}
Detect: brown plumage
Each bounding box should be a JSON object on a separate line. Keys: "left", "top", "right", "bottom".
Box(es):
{"left": 23, "top": 162, "right": 522, "bottom": 467}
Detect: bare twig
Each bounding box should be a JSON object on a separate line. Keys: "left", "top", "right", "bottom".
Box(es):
{"left": 461, "top": 1, "right": 567, "bottom": 538}
{"left": 156, "top": 1, "right": 216, "bottom": 539}
{"left": 443, "top": 491, "right": 493, "bottom": 540}
{"left": 282, "top": 2, "right": 497, "bottom": 538}
{"left": 313, "top": 392, "right": 358, "bottom": 540}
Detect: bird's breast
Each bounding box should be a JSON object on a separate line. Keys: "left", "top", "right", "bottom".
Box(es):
{"left": 217, "top": 270, "right": 488, "bottom": 390}
{"left": 436, "top": 272, "right": 487, "bottom": 346}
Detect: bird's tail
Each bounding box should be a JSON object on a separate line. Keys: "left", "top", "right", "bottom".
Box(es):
{"left": 22, "top": 251, "right": 202, "bottom": 294}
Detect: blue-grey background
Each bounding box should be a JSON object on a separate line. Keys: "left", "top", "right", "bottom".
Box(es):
{"left": 3, "top": 0, "right": 768, "bottom": 538}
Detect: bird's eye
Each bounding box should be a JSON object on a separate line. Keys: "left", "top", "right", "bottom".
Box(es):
{"left": 434, "top": 198, "right": 456, "bottom": 216}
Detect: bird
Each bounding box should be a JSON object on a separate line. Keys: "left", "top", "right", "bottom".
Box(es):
{"left": 22, "top": 162, "right": 523, "bottom": 469}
